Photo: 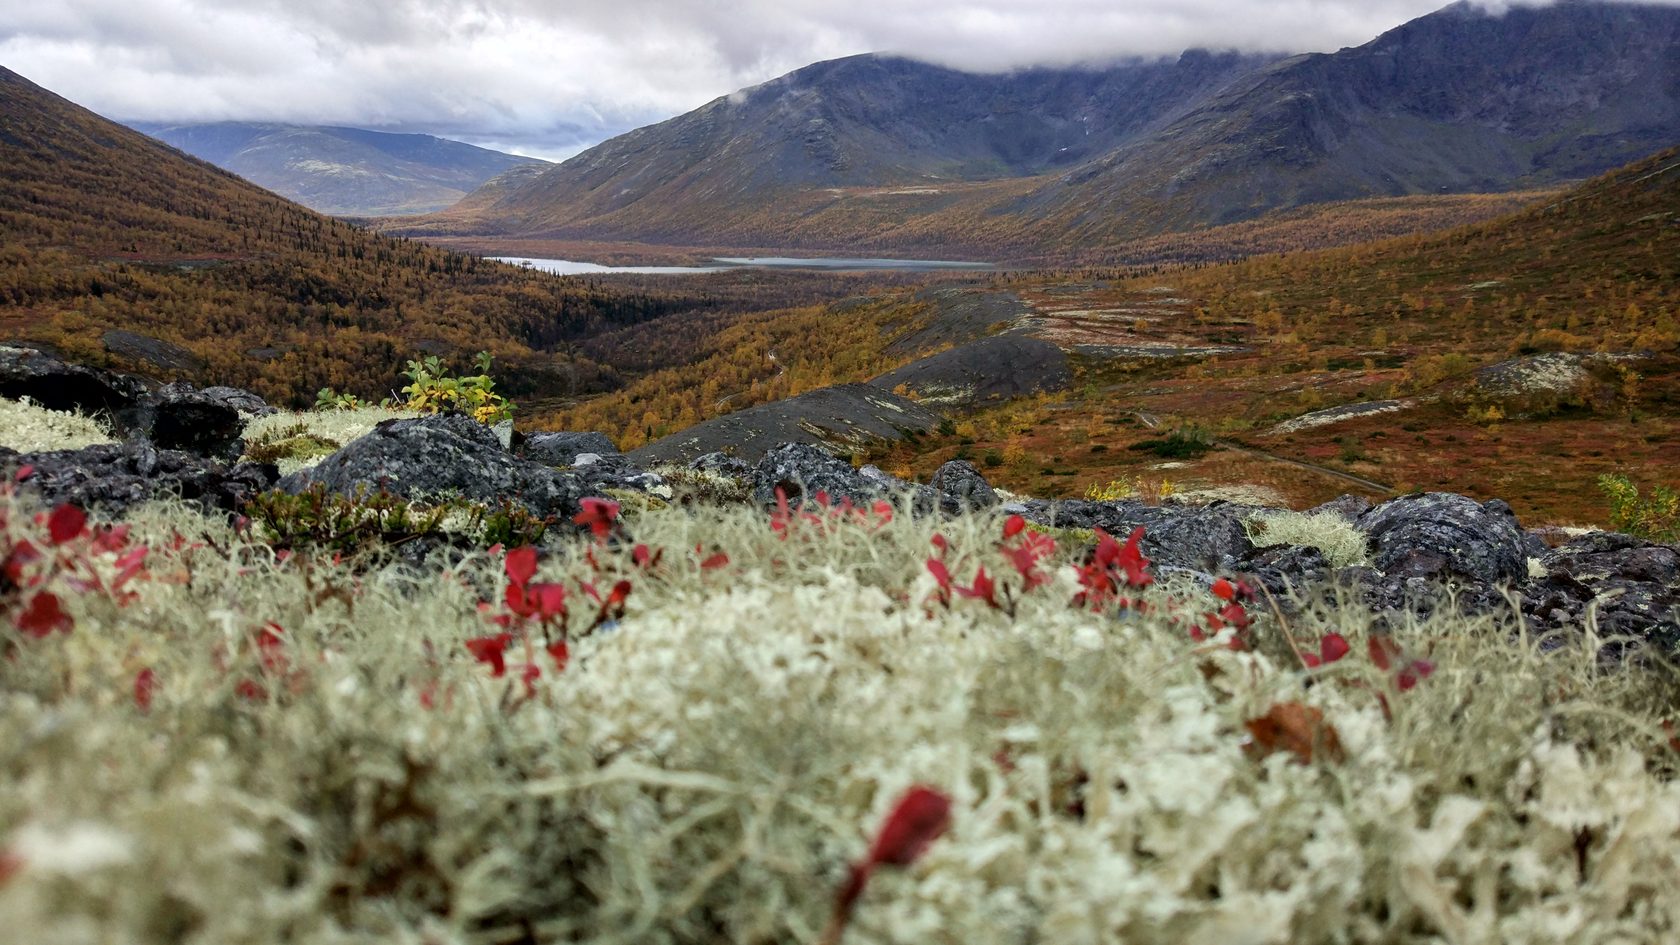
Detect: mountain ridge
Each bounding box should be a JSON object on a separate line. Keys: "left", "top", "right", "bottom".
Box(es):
{"left": 132, "top": 120, "right": 548, "bottom": 216}
{"left": 408, "top": 0, "right": 1680, "bottom": 255}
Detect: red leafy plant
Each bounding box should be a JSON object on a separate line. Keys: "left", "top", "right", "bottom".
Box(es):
{"left": 4, "top": 496, "right": 151, "bottom": 643}
{"left": 771, "top": 487, "right": 894, "bottom": 541}
{"left": 822, "top": 785, "right": 953, "bottom": 945}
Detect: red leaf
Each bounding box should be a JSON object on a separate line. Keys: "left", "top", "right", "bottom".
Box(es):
{"left": 1002, "top": 515, "right": 1026, "bottom": 539}
{"left": 868, "top": 785, "right": 952, "bottom": 867}
{"left": 465, "top": 633, "right": 512, "bottom": 677}
{"left": 530, "top": 582, "right": 567, "bottom": 621}
{"left": 1318, "top": 633, "right": 1351, "bottom": 665}
{"left": 14, "top": 464, "right": 35, "bottom": 482}
{"left": 133, "top": 668, "right": 155, "bottom": 711}
{"left": 955, "top": 566, "right": 999, "bottom": 609}
{"left": 504, "top": 546, "right": 538, "bottom": 588}
{"left": 15, "top": 591, "right": 71, "bottom": 637}
{"left": 46, "top": 504, "right": 86, "bottom": 545}
{"left": 699, "top": 550, "right": 730, "bottom": 571}
{"left": 547, "top": 640, "right": 570, "bottom": 672}
{"left": 1211, "top": 578, "right": 1236, "bottom": 601}
{"left": 926, "top": 557, "right": 952, "bottom": 591}
{"left": 573, "top": 497, "right": 621, "bottom": 539}
{"left": 930, "top": 533, "right": 948, "bottom": 556}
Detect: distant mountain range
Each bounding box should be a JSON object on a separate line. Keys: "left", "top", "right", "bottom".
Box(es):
{"left": 405, "top": 0, "right": 1680, "bottom": 254}
{"left": 130, "top": 121, "right": 548, "bottom": 216}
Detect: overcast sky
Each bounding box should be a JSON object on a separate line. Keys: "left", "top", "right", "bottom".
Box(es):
{"left": 0, "top": 0, "right": 1657, "bottom": 160}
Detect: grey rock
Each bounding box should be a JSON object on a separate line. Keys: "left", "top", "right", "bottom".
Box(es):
{"left": 1521, "top": 532, "right": 1680, "bottom": 655}
{"left": 1308, "top": 494, "right": 1373, "bottom": 521}
{"left": 1358, "top": 493, "right": 1527, "bottom": 586}
{"left": 568, "top": 453, "right": 666, "bottom": 494}
{"left": 199, "top": 386, "right": 277, "bottom": 417}
{"left": 0, "top": 345, "right": 145, "bottom": 417}
{"left": 871, "top": 335, "right": 1070, "bottom": 410}
{"left": 281, "top": 414, "right": 589, "bottom": 520}
{"left": 929, "top": 459, "right": 999, "bottom": 510}
{"left": 751, "top": 442, "right": 883, "bottom": 509}
{"left": 119, "top": 383, "right": 246, "bottom": 461}
{"left": 629, "top": 383, "right": 941, "bottom": 466}
{"left": 523, "top": 431, "right": 619, "bottom": 466}
{"left": 689, "top": 452, "right": 751, "bottom": 479}
{"left": 491, "top": 419, "right": 515, "bottom": 451}
{"left": 1240, "top": 544, "right": 1333, "bottom": 602}
{"left": 1, "top": 439, "right": 276, "bottom": 515}
{"left": 1025, "top": 498, "right": 1256, "bottom": 571}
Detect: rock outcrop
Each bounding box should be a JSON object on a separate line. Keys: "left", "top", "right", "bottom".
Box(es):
{"left": 1, "top": 440, "right": 276, "bottom": 514}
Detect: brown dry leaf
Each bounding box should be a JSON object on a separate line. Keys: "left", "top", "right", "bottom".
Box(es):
{"left": 1244, "top": 702, "right": 1345, "bottom": 764}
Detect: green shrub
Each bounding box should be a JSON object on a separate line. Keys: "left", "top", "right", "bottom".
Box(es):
{"left": 1598, "top": 473, "right": 1680, "bottom": 542}
{"left": 246, "top": 484, "right": 551, "bottom": 556}
{"left": 242, "top": 421, "right": 341, "bottom": 466}
{"left": 401, "top": 351, "right": 514, "bottom": 424}
{"left": 1127, "top": 426, "right": 1213, "bottom": 459}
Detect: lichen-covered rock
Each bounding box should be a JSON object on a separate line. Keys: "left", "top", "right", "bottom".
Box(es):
{"left": 570, "top": 452, "right": 665, "bottom": 494}
{"left": 1, "top": 439, "right": 276, "bottom": 514}
{"left": 523, "top": 431, "right": 619, "bottom": 467}
{"left": 751, "top": 443, "right": 882, "bottom": 509}
{"left": 1357, "top": 493, "right": 1527, "bottom": 586}
{"left": 930, "top": 459, "right": 999, "bottom": 510}
{"left": 198, "top": 386, "right": 276, "bottom": 417}
{"left": 282, "top": 414, "right": 589, "bottom": 520}
{"left": 1308, "top": 494, "right": 1373, "bottom": 521}
{"left": 1240, "top": 544, "right": 1334, "bottom": 600}
{"left": 1523, "top": 532, "right": 1680, "bottom": 654}
{"left": 118, "top": 384, "right": 246, "bottom": 461}
{"left": 0, "top": 345, "right": 145, "bottom": 417}
{"left": 1025, "top": 499, "right": 1256, "bottom": 571}
{"left": 689, "top": 452, "right": 751, "bottom": 480}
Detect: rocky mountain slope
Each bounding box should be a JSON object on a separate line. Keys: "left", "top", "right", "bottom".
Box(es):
{"left": 131, "top": 121, "right": 548, "bottom": 216}
{"left": 411, "top": 0, "right": 1680, "bottom": 254}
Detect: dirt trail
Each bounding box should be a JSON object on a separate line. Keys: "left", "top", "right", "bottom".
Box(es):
{"left": 1134, "top": 409, "right": 1392, "bottom": 495}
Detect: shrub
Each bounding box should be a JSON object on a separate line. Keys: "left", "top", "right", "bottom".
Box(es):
{"left": 1127, "top": 426, "right": 1214, "bottom": 459}
{"left": 246, "top": 484, "right": 551, "bottom": 556}
{"left": 1598, "top": 473, "right": 1680, "bottom": 542}
{"left": 401, "top": 351, "right": 514, "bottom": 424}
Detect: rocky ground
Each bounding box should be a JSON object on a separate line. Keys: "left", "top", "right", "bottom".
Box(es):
{"left": 4, "top": 343, "right": 1676, "bottom": 661}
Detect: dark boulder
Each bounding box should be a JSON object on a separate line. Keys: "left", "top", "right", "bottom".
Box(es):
{"left": 871, "top": 335, "right": 1070, "bottom": 410}
{"left": 569, "top": 451, "right": 665, "bottom": 494}
{"left": 1308, "top": 494, "right": 1373, "bottom": 521}
{"left": 0, "top": 345, "right": 144, "bottom": 417}
{"left": 281, "top": 414, "right": 589, "bottom": 520}
{"left": 1240, "top": 544, "right": 1334, "bottom": 600}
{"left": 523, "top": 431, "right": 619, "bottom": 467}
{"left": 1024, "top": 499, "right": 1256, "bottom": 572}
{"left": 1, "top": 439, "right": 276, "bottom": 515}
{"left": 1357, "top": 493, "right": 1527, "bottom": 586}
{"left": 118, "top": 383, "right": 246, "bottom": 461}
{"left": 1523, "top": 532, "right": 1680, "bottom": 654}
{"left": 751, "top": 443, "right": 883, "bottom": 509}
{"left": 930, "top": 459, "right": 999, "bottom": 510}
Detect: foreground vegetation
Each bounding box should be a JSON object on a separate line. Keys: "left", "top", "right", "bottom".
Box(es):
{"left": 3, "top": 461, "right": 1680, "bottom": 942}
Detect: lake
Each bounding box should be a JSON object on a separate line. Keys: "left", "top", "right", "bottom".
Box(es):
{"left": 492, "top": 255, "right": 994, "bottom": 275}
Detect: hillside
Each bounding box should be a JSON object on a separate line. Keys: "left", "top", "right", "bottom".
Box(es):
{"left": 407, "top": 0, "right": 1680, "bottom": 256}
{"left": 0, "top": 65, "right": 746, "bottom": 405}
{"left": 546, "top": 145, "right": 1680, "bottom": 524}
{"left": 131, "top": 121, "right": 548, "bottom": 216}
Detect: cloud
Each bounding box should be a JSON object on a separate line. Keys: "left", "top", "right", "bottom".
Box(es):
{"left": 0, "top": 0, "right": 1671, "bottom": 159}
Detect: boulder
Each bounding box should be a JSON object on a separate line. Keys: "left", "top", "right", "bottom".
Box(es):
{"left": 1024, "top": 498, "right": 1256, "bottom": 572}
{"left": 281, "top": 414, "right": 590, "bottom": 520}
{"left": 2, "top": 439, "right": 277, "bottom": 515}
{"left": 569, "top": 451, "right": 665, "bottom": 494}
{"left": 1358, "top": 492, "right": 1527, "bottom": 586}
{"left": 630, "top": 383, "right": 941, "bottom": 466}
{"left": 118, "top": 383, "right": 246, "bottom": 461}
{"left": 0, "top": 345, "right": 144, "bottom": 417}
{"left": 871, "top": 335, "right": 1070, "bottom": 410}
{"left": 929, "top": 459, "right": 999, "bottom": 510}
{"left": 199, "top": 386, "right": 277, "bottom": 417}
{"left": 1523, "top": 532, "right": 1680, "bottom": 654}
{"left": 1308, "top": 494, "right": 1374, "bottom": 521}
{"left": 751, "top": 443, "right": 884, "bottom": 509}
{"left": 523, "top": 431, "right": 619, "bottom": 467}
{"left": 689, "top": 452, "right": 751, "bottom": 480}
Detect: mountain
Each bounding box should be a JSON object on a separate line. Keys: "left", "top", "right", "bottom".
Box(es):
{"left": 0, "top": 65, "right": 703, "bottom": 405}
{"left": 413, "top": 0, "right": 1680, "bottom": 255}
{"left": 130, "top": 121, "right": 548, "bottom": 216}
{"left": 410, "top": 49, "right": 1280, "bottom": 244}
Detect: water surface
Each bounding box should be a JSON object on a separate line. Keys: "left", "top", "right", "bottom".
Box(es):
{"left": 493, "top": 255, "right": 994, "bottom": 275}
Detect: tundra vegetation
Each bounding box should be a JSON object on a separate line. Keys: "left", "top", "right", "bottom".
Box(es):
{"left": 3, "top": 403, "right": 1680, "bottom": 944}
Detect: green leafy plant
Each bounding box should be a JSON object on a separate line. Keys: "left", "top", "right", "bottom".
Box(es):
{"left": 1598, "top": 473, "right": 1680, "bottom": 542}
{"left": 242, "top": 421, "right": 341, "bottom": 466}
{"left": 1127, "top": 426, "right": 1214, "bottom": 459}
{"left": 314, "top": 387, "right": 365, "bottom": 411}
{"left": 400, "top": 351, "right": 514, "bottom": 424}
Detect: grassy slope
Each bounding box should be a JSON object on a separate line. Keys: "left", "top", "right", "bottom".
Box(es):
{"left": 862, "top": 147, "right": 1680, "bottom": 525}
{"left": 0, "top": 66, "right": 708, "bottom": 405}
{"left": 2, "top": 458, "right": 1679, "bottom": 942}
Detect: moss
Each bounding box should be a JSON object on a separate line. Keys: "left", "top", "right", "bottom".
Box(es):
{"left": 0, "top": 398, "right": 117, "bottom": 453}
{"left": 1245, "top": 509, "right": 1372, "bottom": 569}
